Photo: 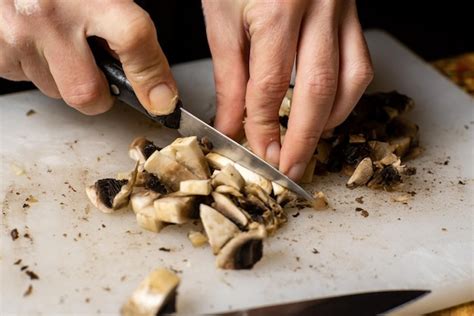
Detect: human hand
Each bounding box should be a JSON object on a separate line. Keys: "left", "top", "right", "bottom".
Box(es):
{"left": 0, "top": 0, "right": 177, "bottom": 115}
{"left": 202, "top": 0, "right": 373, "bottom": 181}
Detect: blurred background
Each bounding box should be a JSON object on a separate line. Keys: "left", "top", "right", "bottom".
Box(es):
{"left": 1, "top": 0, "right": 472, "bottom": 95}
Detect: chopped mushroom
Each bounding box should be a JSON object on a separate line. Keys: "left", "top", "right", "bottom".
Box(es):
{"left": 312, "top": 192, "right": 329, "bottom": 210}
{"left": 346, "top": 157, "right": 374, "bottom": 188}
{"left": 215, "top": 225, "right": 266, "bottom": 270}
{"left": 121, "top": 268, "right": 179, "bottom": 316}
{"left": 154, "top": 196, "right": 196, "bottom": 224}
{"left": 200, "top": 204, "right": 239, "bottom": 254}
{"left": 179, "top": 179, "right": 212, "bottom": 195}
{"left": 300, "top": 155, "right": 317, "bottom": 184}
{"left": 214, "top": 185, "right": 243, "bottom": 197}
{"left": 130, "top": 188, "right": 161, "bottom": 214}
{"left": 86, "top": 164, "right": 138, "bottom": 213}
{"left": 211, "top": 192, "right": 249, "bottom": 228}
{"left": 136, "top": 206, "right": 167, "bottom": 233}
{"left": 211, "top": 164, "right": 245, "bottom": 191}
{"left": 188, "top": 230, "right": 208, "bottom": 247}
{"left": 129, "top": 137, "right": 160, "bottom": 167}
{"left": 144, "top": 151, "right": 199, "bottom": 191}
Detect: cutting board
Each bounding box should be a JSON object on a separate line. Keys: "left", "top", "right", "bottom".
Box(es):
{"left": 1, "top": 30, "right": 473, "bottom": 315}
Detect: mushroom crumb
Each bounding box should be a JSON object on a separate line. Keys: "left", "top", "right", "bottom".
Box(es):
{"left": 159, "top": 247, "right": 171, "bottom": 252}
{"left": 26, "top": 109, "right": 36, "bottom": 116}
{"left": 23, "top": 285, "right": 33, "bottom": 297}
{"left": 356, "top": 207, "right": 369, "bottom": 218}
{"left": 10, "top": 228, "right": 19, "bottom": 241}
{"left": 25, "top": 270, "right": 39, "bottom": 280}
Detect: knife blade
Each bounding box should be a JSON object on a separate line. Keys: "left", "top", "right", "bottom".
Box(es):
{"left": 93, "top": 46, "right": 313, "bottom": 201}
{"left": 216, "top": 290, "right": 429, "bottom": 316}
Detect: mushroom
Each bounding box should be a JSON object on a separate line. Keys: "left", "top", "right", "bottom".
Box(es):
{"left": 205, "top": 152, "right": 233, "bottom": 170}
{"left": 215, "top": 225, "right": 267, "bottom": 270}
{"left": 136, "top": 205, "right": 167, "bottom": 233}
{"left": 188, "top": 230, "right": 208, "bottom": 248}
{"left": 389, "top": 136, "right": 411, "bottom": 157}
{"left": 179, "top": 179, "right": 212, "bottom": 196}
{"left": 312, "top": 191, "right": 329, "bottom": 210}
{"left": 368, "top": 141, "right": 395, "bottom": 161}
{"left": 211, "top": 164, "right": 245, "bottom": 191}
{"left": 154, "top": 196, "right": 197, "bottom": 224}
{"left": 86, "top": 164, "right": 138, "bottom": 213}
{"left": 300, "top": 155, "right": 317, "bottom": 184}
{"left": 346, "top": 157, "right": 374, "bottom": 188}
{"left": 130, "top": 188, "right": 161, "bottom": 214}
{"left": 379, "top": 153, "right": 398, "bottom": 166}
{"left": 121, "top": 268, "right": 180, "bottom": 316}
{"left": 129, "top": 137, "right": 160, "bottom": 167}
{"left": 349, "top": 134, "right": 367, "bottom": 144}
{"left": 214, "top": 185, "right": 244, "bottom": 198}
{"left": 367, "top": 164, "right": 402, "bottom": 190}
{"left": 211, "top": 192, "right": 249, "bottom": 228}
{"left": 144, "top": 151, "right": 199, "bottom": 191}
{"left": 200, "top": 204, "right": 239, "bottom": 254}
{"left": 161, "top": 136, "right": 210, "bottom": 179}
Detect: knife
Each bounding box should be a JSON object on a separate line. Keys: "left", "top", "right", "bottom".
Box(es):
{"left": 215, "top": 290, "right": 429, "bottom": 316}
{"left": 92, "top": 45, "right": 313, "bottom": 201}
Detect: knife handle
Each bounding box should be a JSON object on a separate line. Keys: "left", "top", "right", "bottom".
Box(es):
{"left": 91, "top": 42, "right": 181, "bottom": 129}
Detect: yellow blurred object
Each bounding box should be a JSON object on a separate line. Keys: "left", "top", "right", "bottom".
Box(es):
{"left": 432, "top": 53, "right": 474, "bottom": 96}
{"left": 429, "top": 301, "right": 474, "bottom": 316}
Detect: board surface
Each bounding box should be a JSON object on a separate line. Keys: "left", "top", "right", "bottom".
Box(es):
{"left": 1, "top": 30, "right": 473, "bottom": 315}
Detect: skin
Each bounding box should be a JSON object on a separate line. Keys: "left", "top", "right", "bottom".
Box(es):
{"left": 0, "top": 0, "right": 373, "bottom": 181}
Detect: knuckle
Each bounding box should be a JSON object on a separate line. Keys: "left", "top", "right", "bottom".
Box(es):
{"left": 62, "top": 81, "right": 103, "bottom": 109}
{"left": 251, "top": 73, "right": 291, "bottom": 97}
{"left": 120, "top": 12, "right": 155, "bottom": 52}
{"left": 304, "top": 70, "right": 338, "bottom": 98}
{"left": 348, "top": 61, "right": 374, "bottom": 85}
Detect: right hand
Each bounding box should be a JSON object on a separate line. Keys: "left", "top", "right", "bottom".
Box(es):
{"left": 0, "top": 0, "right": 178, "bottom": 115}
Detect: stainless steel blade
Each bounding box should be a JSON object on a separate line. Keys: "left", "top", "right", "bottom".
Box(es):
{"left": 178, "top": 108, "right": 313, "bottom": 201}
{"left": 216, "top": 290, "right": 429, "bottom": 316}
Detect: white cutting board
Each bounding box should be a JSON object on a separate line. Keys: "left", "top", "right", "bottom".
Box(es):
{"left": 1, "top": 30, "right": 473, "bottom": 315}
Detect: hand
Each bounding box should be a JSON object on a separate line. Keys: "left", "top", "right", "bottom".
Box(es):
{"left": 202, "top": 0, "right": 373, "bottom": 181}
{"left": 0, "top": 0, "right": 177, "bottom": 115}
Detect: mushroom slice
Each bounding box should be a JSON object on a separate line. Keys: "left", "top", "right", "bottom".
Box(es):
{"left": 211, "top": 164, "right": 245, "bottom": 190}
{"left": 136, "top": 206, "right": 167, "bottom": 233}
{"left": 165, "top": 136, "right": 210, "bottom": 179}
{"left": 211, "top": 192, "right": 249, "bottom": 227}
{"left": 200, "top": 204, "right": 239, "bottom": 254}
{"left": 86, "top": 164, "right": 138, "bottom": 214}
{"left": 130, "top": 188, "right": 161, "bottom": 214}
{"left": 379, "top": 153, "right": 398, "bottom": 166}
{"left": 144, "top": 151, "right": 199, "bottom": 191}
{"left": 215, "top": 225, "right": 267, "bottom": 270}
{"left": 121, "top": 267, "right": 180, "bottom": 316}
{"left": 346, "top": 157, "right": 374, "bottom": 188}
{"left": 129, "top": 137, "right": 160, "bottom": 166}
{"left": 154, "top": 196, "right": 196, "bottom": 224}
{"left": 389, "top": 136, "right": 411, "bottom": 157}
{"left": 312, "top": 191, "right": 329, "bottom": 210}
{"left": 214, "top": 185, "right": 243, "bottom": 198}
{"left": 367, "top": 165, "right": 402, "bottom": 190}
{"left": 179, "top": 179, "right": 212, "bottom": 195}
{"left": 205, "top": 152, "right": 234, "bottom": 170}
{"left": 368, "top": 141, "right": 395, "bottom": 161}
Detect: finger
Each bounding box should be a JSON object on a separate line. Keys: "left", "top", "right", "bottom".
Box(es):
{"left": 203, "top": 1, "right": 249, "bottom": 140}
{"left": 87, "top": 3, "right": 177, "bottom": 116}
{"left": 21, "top": 49, "right": 60, "bottom": 98}
{"left": 324, "top": 1, "right": 373, "bottom": 130}
{"left": 244, "top": 2, "right": 304, "bottom": 166}
{"left": 280, "top": 2, "right": 340, "bottom": 180}
{"left": 0, "top": 47, "right": 27, "bottom": 81}
{"left": 44, "top": 34, "right": 114, "bottom": 115}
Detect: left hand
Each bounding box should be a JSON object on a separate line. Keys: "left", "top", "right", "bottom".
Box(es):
{"left": 202, "top": 0, "right": 374, "bottom": 181}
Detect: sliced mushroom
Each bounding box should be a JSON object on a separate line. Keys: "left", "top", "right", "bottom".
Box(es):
{"left": 214, "top": 185, "right": 243, "bottom": 198}
{"left": 368, "top": 141, "right": 395, "bottom": 161}
{"left": 312, "top": 191, "right": 329, "bottom": 210}
{"left": 215, "top": 225, "right": 266, "bottom": 270}
{"left": 154, "top": 196, "right": 196, "bottom": 224}
{"left": 86, "top": 164, "right": 138, "bottom": 213}
{"left": 130, "top": 187, "right": 162, "bottom": 214}
{"left": 205, "top": 152, "right": 233, "bottom": 170}
{"left": 200, "top": 204, "right": 239, "bottom": 254}
{"left": 136, "top": 205, "right": 167, "bottom": 233}
{"left": 144, "top": 151, "right": 199, "bottom": 191}
{"left": 389, "top": 136, "right": 411, "bottom": 157}
{"left": 129, "top": 137, "right": 160, "bottom": 166}
{"left": 179, "top": 179, "right": 212, "bottom": 195}
{"left": 121, "top": 267, "right": 180, "bottom": 316}
{"left": 349, "top": 134, "right": 367, "bottom": 144}
{"left": 211, "top": 192, "right": 249, "bottom": 227}
{"left": 367, "top": 165, "right": 402, "bottom": 190}
{"left": 163, "top": 136, "right": 210, "bottom": 179}
{"left": 211, "top": 164, "right": 245, "bottom": 190}
{"left": 346, "top": 157, "right": 374, "bottom": 188}
{"left": 314, "top": 141, "right": 332, "bottom": 164}
{"left": 379, "top": 153, "right": 398, "bottom": 166}
{"left": 188, "top": 230, "right": 208, "bottom": 248}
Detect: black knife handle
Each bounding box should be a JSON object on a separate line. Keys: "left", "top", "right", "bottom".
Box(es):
{"left": 92, "top": 44, "right": 181, "bottom": 129}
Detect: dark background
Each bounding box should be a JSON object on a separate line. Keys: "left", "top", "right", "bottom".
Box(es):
{"left": 1, "top": 0, "right": 472, "bottom": 95}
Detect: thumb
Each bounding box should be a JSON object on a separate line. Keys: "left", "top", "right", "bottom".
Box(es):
{"left": 88, "top": 4, "right": 177, "bottom": 115}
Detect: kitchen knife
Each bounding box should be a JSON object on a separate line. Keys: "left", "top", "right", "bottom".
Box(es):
{"left": 92, "top": 46, "right": 313, "bottom": 201}
{"left": 216, "top": 290, "right": 429, "bottom": 316}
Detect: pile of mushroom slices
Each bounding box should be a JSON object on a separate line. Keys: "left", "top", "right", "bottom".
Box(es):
{"left": 86, "top": 135, "right": 314, "bottom": 270}
{"left": 278, "top": 88, "right": 420, "bottom": 190}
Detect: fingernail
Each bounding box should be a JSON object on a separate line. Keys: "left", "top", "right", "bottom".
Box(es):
{"left": 287, "top": 162, "right": 307, "bottom": 181}
{"left": 265, "top": 141, "right": 280, "bottom": 167}
{"left": 149, "top": 84, "right": 178, "bottom": 115}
